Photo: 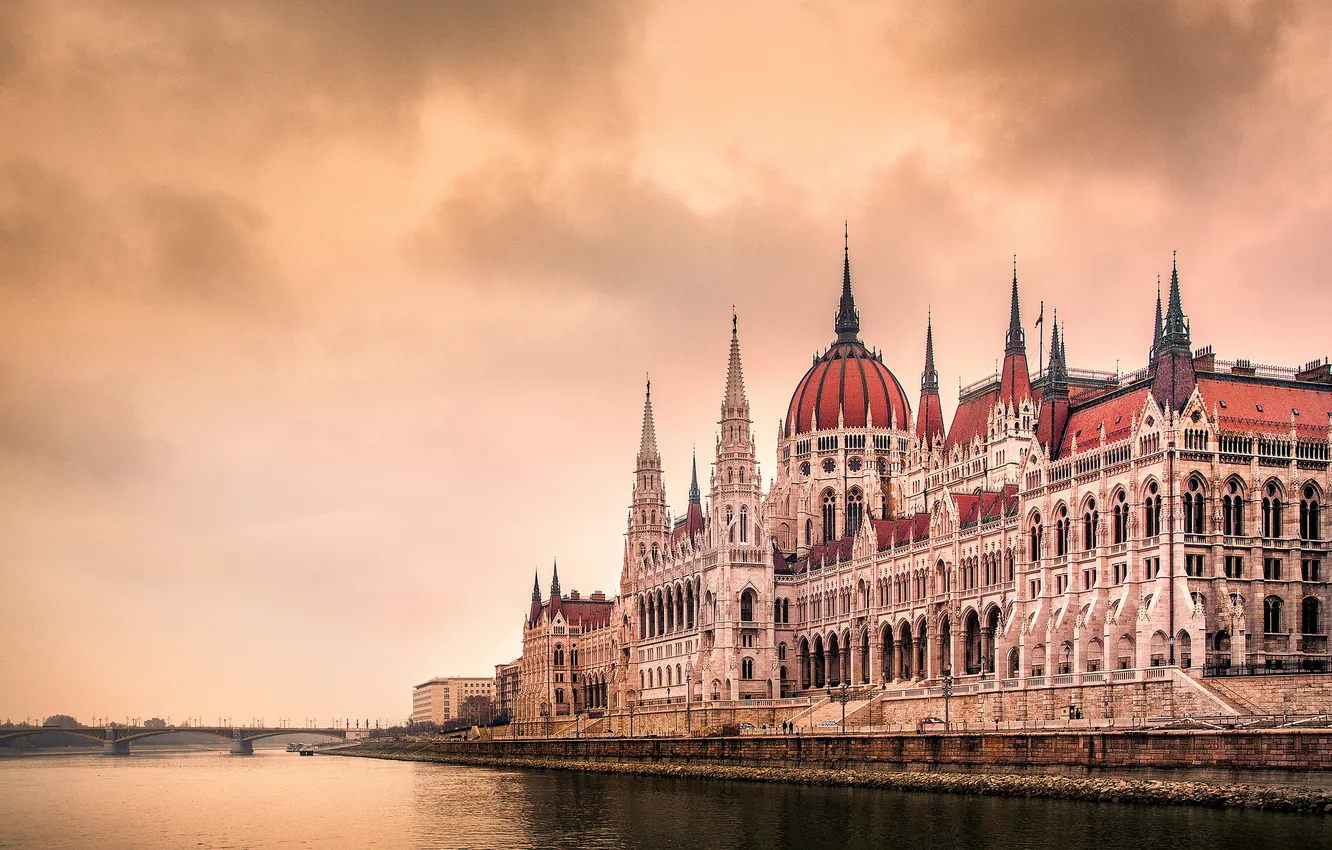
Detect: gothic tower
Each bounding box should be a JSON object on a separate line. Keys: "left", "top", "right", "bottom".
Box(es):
{"left": 1151, "top": 253, "right": 1197, "bottom": 413}
{"left": 915, "top": 312, "right": 945, "bottom": 451}
{"left": 627, "top": 379, "right": 670, "bottom": 573}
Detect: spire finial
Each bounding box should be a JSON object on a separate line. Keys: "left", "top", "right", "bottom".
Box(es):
{"left": 921, "top": 310, "right": 938, "bottom": 394}
{"left": 1161, "top": 251, "right": 1189, "bottom": 349}
{"left": 550, "top": 559, "right": 561, "bottom": 597}
{"left": 531, "top": 569, "right": 541, "bottom": 602}
{"left": 835, "top": 223, "right": 860, "bottom": 340}
{"left": 1005, "top": 258, "right": 1025, "bottom": 354}
{"left": 637, "top": 375, "right": 660, "bottom": 470}
{"left": 732, "top": 306, "right": 737, "bottom": 336}
{"left": 689, "top": 446, "right": 701, "bottom": 505}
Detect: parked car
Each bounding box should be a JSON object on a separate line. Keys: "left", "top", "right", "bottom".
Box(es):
{"left": 738, "top": 722, "right": 756, "bottom": 732}
{"left": 917, "top": 717, "right": 947, "bottom": 733}
{"left": 819, "top": 720, "right": 840, "bottom": 728}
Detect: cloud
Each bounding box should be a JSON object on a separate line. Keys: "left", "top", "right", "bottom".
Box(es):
{"left": 900, "top": 1, "right": 1301, "bottom": 183}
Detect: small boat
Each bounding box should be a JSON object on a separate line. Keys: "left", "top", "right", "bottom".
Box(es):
{"left": 298, "top": 746, "right": 315, "bottom": 756}
{"left": 286, "top": 743, "right": 301, "bottom": 752}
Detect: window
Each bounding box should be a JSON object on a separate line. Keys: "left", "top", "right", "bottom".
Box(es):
{"left": 1055, "top": 573, "right": 1068, "bottom": 594}
{"left": 740, "top": 589, "right": 754, "bottom": 622}
{"left": 726, "top": 505, "right": 735, "bottom": 543}
{"left": 1144, "top": 481, "right": 1162, "bottom": 537}
{"left": 1223, "top": 480, "right": 1244, "bottom": 536}
{"left": 553, "top": 645, "right": 564, "bottom": 666}
{"left": 1185, "top": 554, "right": 1205, "bottom": 577}
{"left": 1303, "top": 559, "right": 1322, "bottom": 582}
{"left": 1030, "top": 579, "right": 1041, "bottom": 598}
{"left": 1083, "top": 498, "right": 1099, "bottom": 550}
{"left": 1301, "top": 484, "right": 1322, "bottom": 541}
{"left": 1263, "top": 597, "right": 1283, "bottom": 633}
{"left": 741, "top": 657, "right": 754, "bottom": 679}
{"left": 1029, "top": 513, "right": 1044, "bottom": 562}
{"left": 1264, "top": 557, "right": 1283, "bottom": 581}
{"left": 1184, "top": 478, "right": 1205, "bottom": 534}
{"left": 778, "top": 642, "right": 787, "bottom": 660}
{"left": 1145, "top": 557, "right": 1161, "bottom": 579}
{"left": 739, "top": 505, "right": 748, "bottom": 543}
{"left": 1112, "top": 491, "right": 1128, "bottom": 544}
{"left": 1262, "top": 483, "right": 1283, "bottom": 539}
{"left": 742, "top": 633, "right": 754, "bottom": 648}
{"left": 1225, "top": 555, "right": 1244, "bottom": 579}
{"left": 1083, "top": 568, "right": 1097, "bottom": 590}
{"left": 846, "top": 488, "right": 864, "bottom": 537}
{"left": 1303, "top": 597, "right": 1321, "bottom": 635}
{"left": 822, "top": 490, "right": 836, "bottom": 543}
{"left": 805, "top": 519, "right": 813, "bottom": 546}
{"left": 1055, "top": 505, "right": 1069, "bottom": 556}
{"left": 1113, "top": 563, "right": 1128, "bottom": 584}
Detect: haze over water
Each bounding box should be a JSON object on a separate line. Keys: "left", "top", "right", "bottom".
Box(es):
{"left": 2, "top": 753, "right": 1329, "bottom": 850}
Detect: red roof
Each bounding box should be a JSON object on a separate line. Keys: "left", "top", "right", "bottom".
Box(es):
{"left": 915, "top": 390, "right": 945, "bottom": 448}
{"left": 999, "top": 350, "right": 1032, "bottom": 407}
{"left": 952, "top": 485, "right": 1018, "bottom": 526}
{"left": 1196, "top": 375, "right": 1332, "bottom": 437}
{"left": 532, "top": 597, "right": 615, "bottom": 629}
{"left": 1056, "top": 387, "right": 1151, "bottom": 456}
{"left": 671, "top": 502, "right": 705, "bottom": 544}
{"left": 787, "top": 340, "right": 911, "bottom": 435}
{"left": 945, "top": 388, "right": 997, "bottom": 451}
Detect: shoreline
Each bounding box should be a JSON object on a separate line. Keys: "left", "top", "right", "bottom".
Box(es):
{"left": 326, "top": 742, "right": 1332, "bottom": 814}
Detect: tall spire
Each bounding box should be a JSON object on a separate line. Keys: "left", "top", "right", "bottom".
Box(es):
{"left": 834, "top": 221, "right": 860, "bottom": 341}
{"left": 723, "top": 311, "right": 749, "bottom": 417}
{"left": 688, "top": 447, "right": 701, "bottom": 505}
{"left": 549, "top": 559, "right": 561, "bottom": 597}
{"left": 637, "top": 376, "right": 660, "bottom": 470}
{"left": 531, "top": 570, "right": 541, "bottom": 603}
{"left": 915, "top": 310, "right": 945, "bottom": 450}
{"left": 1151, "top": 275, "right": 1163, "bottom": 359}
{"left": 921, "top": 309, "right": 938, "bottom": 394}
{"left": 1161, "top": 251, "right": 1189, "bottom": 348}
{"left": 1048, "top": 310, "right": 1068, "bottom": 391}
{"left": 1004, "top": 255, "right": 1025, "bottom": 355}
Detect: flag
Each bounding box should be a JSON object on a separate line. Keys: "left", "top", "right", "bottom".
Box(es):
{"left": 1034, "top": 300, "right": 1044, "bottom": 331}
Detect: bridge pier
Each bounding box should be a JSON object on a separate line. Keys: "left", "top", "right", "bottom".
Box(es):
{"left": 104, "top": 739, "right": 131, "bottom": 756}
{"left": 230, "top": 739, "right": 254, "bottom": 755}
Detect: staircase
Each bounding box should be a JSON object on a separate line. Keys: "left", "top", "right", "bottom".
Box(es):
{"left": 1196, "top": 677, "right": 1265, "bottom": 715}
{"left": 800, "top": 697, "right": 872, "bottom": 731}
{"left": 786, "top": 698, "right": 828, "bottom": 728}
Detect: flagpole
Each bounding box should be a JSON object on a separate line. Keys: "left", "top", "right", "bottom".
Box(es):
{"left": 1037, "top": 300, "right": 1044, "bottom": 380}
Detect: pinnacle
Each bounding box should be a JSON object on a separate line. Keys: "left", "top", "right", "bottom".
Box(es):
{"left": 834, "top": 222, "right": 860, "bottom": 341}
{"left": 921, "top": 310, "right": 939, "bottom": 394}
{"left": 1005, "top": 258, "right": 1025, "bottom": 355}
{"left": 550, "top": 559, "right": 561, "bottom": 597}
{"left": 637, "top": 377, "right": 660, "bottom": 470}
{"left": 689, "top": 448, "right": 701, "bottom": 505}
{"left": 722, "top": 313, "right": 749, "bottom": 417}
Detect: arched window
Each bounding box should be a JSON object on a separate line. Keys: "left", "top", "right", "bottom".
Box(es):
{"left": 782, "top": 598, "right": 790, "bottom": 623}
{"left": 555, "top": 688, "right": 564, "bottom": 704}
{"left": 822, "top": 490, "right": 837, "bottom": 543}
{"left": 1029, "top": 512, "right": 1043, "bottom": 562}
{"left": 805, "top": 519, "right": 813, "bottom": 546}
{"left": 553, "top": 644, "right": 564, "bottom": 666}
{"left": 1054, "top": 505, "right": 1069, "bottom": 556}
{"left": 1263, "top": 596, "right": 1284, "bottom": 634}
{"left": 1262, "top": 482, "right": 1283, "bottom": 539}
{"left": 740, "top": 588, "right": 755, "bottom": 622}
{"left": 739, "top": 505, "right": 748, "bottom": 543}
{"left": 846, "top": 488, "right": 864, "bottom": 537}
{"left": 1083, "top": 498, "right": 1098, "bottom": 551}
{"left": 1223, "top": 480, "right": 1244, "bottom": 536}
{"left": 1301, "top": 484, "right": 1322, "bottom": 541}
{"left": 1303, "top": 597, "right": 1321, "bottom": 635}
{"left": 639, "top": 596, "right": 647, "bottom": 639}
{"left": 741, "top": 657, "right": 754, "bottom": 679}
{"left": 778, "top": 642, "right": 787, "bottom": 660}
{"left": 1184, "top": 478, "right": 1205, "bottom": 535}
{"left": 726, "top": 505, "right": 735, "bottom": 543}
{"left": 739, "top": 467, "right": 745, "bottom": 483}
{"left": 650, "top": 509, "right": 656, "bottom": 524}
{"left": 641, "top": 510, "right": 647, "bottom": 524}
{"left": 1112, "top": 490, "right": 1128, "bottom": 544}
{"left": 1144, "top": 481, "right": 1162, "bottom": 538}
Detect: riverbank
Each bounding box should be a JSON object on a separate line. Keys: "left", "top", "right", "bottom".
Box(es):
{"left": 328, "top": 740, "right": 1332, "bottom": 814}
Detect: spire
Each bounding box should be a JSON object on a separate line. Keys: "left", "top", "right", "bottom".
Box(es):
{"left": 722, "top": 311, "right": 749, "bottom": 416}
{"left": 921, "top": 309, "right": 938, "bottom": 394}
{"left": 531, "top": 569, "right": 541, "bottom": 603}
{"left": 834, "top": 222, "right": 860, "bottom": 341}
{"left": 637, "top": 376, "right": 660, "bottom": 470}
{"left": 688, "top": 447, "right": 701, "bottom": 505}
{"left": 1161, "top": 251, "right": 1189, "bottom": 348}
{"left": 1047, "top": 311, "right": 1068, "bottom": 393}
{"left": 1151, "top": 275, "right": 1163, "bottom": 357}
{"left": 1004, "top": 255, "right": 1025, "bottom": 355}
{"left": 549, "top": 560, "right": 561, "bottom": 597}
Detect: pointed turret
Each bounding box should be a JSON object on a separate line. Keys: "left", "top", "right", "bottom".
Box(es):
{"left": 550, "top": 560, "right": 561, "bottom": 598}
{"left": 835, "top": 222, "right": 860, "bottom": 342}
{"left": 1038, "top": 311, "right": 1071, "bottom": 456}
{"left": 1150, "top": 252, "right": 1197, "bottom": 413}
{"left": 689, "top": 448, "right": 701, "bottom": 505}
{"left": 1150, "top": 276, "right": 1163, "bottom": 361}
{"left": 998, "top": 257, "right": 1032, "bottom": 406}
{"left": 637, "top": 377, "right": 660, "bottom": 470}
{"left": 915, "top": 311, "right": 945, "bottom": 450}
{"left": 722, "top": 311, "right": 750, "bottom": 419}
{"left": 528, "top": 569, "right": 543, "bottom": 626}
{"left": 714, "top": 312, "right": 759, "bottom": 547}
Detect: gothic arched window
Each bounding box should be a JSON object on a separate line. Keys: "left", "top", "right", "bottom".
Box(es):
{"left": 726, "top": 505, "right": 735, "bottom": 543}
{"left": 1144, "top": 481, "right": 1162, "bottom": 538}
{"left": 846, "top": 488, "right": 864, "bottom": 537}
{"left": 1302, "top": 484, "right": 1322, "bottom": 541}
{"left": 1184, "top": 478, "right": 1205, "bottom": 535}
{"left": 1083, "top": 497, "right": 1098, "bottom": 551}
{"left": 1029, "top": 512, "right": 1043, "bottom": 562}
{"left": 739, "top": 505, "right": 748, "bottom": 543}
{"left": 1054, "top": 505, "right": 1069, "bottom": 556}
{"left": 1264, "top": 596, "right": 1284, "bottom": 634}
{"left": 822, "top": 490, "right": 837, "bottom": 543}
{"left": 1262, "top": 482, "right": 1283, "bottom": 539}
{"left": 741, "top": 657, "right": 754, "bottom": 679}
{"left": 1112, "top": 490, "right": 1128, "bottom": 544}
{"left": 740, "top": 588, "right": 755, "bottom": 622}
{"left": 1223, "top": 480, "right": 1244, "bottom": 536}
{"left": 805, "top": 518, "right": 813, "bottom": 546}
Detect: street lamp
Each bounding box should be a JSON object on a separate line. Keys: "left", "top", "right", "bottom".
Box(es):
{"left": 941, "top": 670, "right": 954, "bottom": 730}
{"left": 628, "top": 702, "right": 636, "bottom": 738}
{"left": 828, "top": 683, "right": 852, "bottom": 734}
{"left": 542, "top": 705, "right": 550, "bottom": 740}
{"left": 1063, "top": 644, "right": 1072, "bottom": 675}
{"left": 979, "top": 653, "right": 988, "bottom": 682}
{"left": 685, "top": 672, "right": 692, "bottom": 736}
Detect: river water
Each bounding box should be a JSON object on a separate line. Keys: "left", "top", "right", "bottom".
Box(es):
{"left": 1, "top": 750, "right": 1329, "bottom": 849}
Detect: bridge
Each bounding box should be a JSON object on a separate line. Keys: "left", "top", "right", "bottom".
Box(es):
{"left": 0, "top": 725, "right": 365, "bottom": 755}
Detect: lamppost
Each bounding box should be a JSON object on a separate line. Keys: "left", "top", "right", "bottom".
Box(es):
{"left": 941, "top": 670, "right": 954, "bottom": 730}
{"left": 685, "top": 672, "right": 692, "bottom": 736}
{"left": 542, "top": 705, "right": 550, "bottom": 740}
{"left": 979, "top": 654, "right": 988, "bottom": 681}
{"left": 628, "top": 702, "right": 636, "bottom": 738}
{"left": 828, "top": 683, "right": 852, "bottom": 734}
{"left": 1063, "top": 644, "right": 1072, "bottom": 675}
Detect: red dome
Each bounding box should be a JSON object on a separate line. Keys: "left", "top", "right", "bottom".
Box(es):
{"left": 786, "top": 340, "right": 912, "bottom": 436}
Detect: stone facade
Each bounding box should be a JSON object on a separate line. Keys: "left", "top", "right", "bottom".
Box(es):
{"left": 514, "top": 244, "right": 1332, "bottom": 729}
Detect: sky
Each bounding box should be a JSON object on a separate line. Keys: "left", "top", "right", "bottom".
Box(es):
{"left": 2, "top": 1, "right": 1331, "bottom": 725}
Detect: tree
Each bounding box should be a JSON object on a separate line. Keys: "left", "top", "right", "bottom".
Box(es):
{"left": 42, "top": 714, "right": 79, "bottom": 728}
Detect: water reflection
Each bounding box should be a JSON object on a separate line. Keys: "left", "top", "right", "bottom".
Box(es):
{"left": 0, "top": 752, "right": 1328, "bottom": 849}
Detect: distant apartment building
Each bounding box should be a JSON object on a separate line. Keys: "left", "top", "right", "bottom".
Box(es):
{"left": 411, "top": 677, "right": 495, "bottom": 725}
{"left": 494, "top": 659, "right": 520, "bottom": 719}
